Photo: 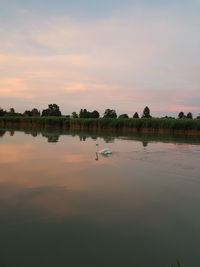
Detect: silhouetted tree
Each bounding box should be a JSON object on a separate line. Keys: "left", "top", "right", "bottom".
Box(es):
{"left": 118, "top": 114, "right": 129, "bottom": 119}
{"left": 142, "top": 106, "right": 151, "bottom": 118}
{"left": 133, "top": 112, "right": 139, "bottom": 118}
{"left": 178, "top": 111, "right": 185, "bottom": 119}
{"left": 9, "top": 108, "right": 15, "bottom": 114}
{"left": 79, "top": 109, "right": 89, "bottom": 118}
{"left": 72, "top": 112, "right": 78, "bottom": 118}
{"left": 31, "top": 108, "right": 40, "bottom": 117}
{"left": 186, "top": 112, "right": 193, "bottom": 119}
{"left": 42, "top": 104, "right": 61, "bottom": 117}
{"left": 90, "top": 110, "right": 100, "bottom": 118}
{"left": 103, "top": 109, "right": 117, "bottom": 118}
{"left": 0, "top": 108, "right": 6, "bottom": 116}
{"left": 162, "top": 116, "right": 175, "bottom": 119}
{"left": 79, "top": 109, "right": 100, "bottom": 118}
{"left": 23, "top": 110, "right": 32, "bottom": 117}
{"left": 7, "top": 108, "right": 20, "bottom": 116}
{"left": 79, "top": 109, "right": 83, "bottom": 118}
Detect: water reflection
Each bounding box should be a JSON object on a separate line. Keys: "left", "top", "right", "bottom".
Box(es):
{"left": 0, "top": 128, "right": 200, "bottom": 267}
{"left": 9, "top": 130, "right": 15, "bottom": 136}
{"left": 40, "top": 132, "right": 60, "bottom": 142}
{"left": 1, "top": 127, "right": 200, "bottom": 145}
{"left": 0, "top": 129, "right": 6, "bottom": 137}
{"left": 142, "top": 140, "right": 149, "bottom": 147}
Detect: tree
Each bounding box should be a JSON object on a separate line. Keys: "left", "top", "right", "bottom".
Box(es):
{"left": 0, "top": 108, "right": 6, "bottom": 116}
{"left": 133, "top": 112, "right": 139, "bottom": 119}
{"left": 79, "top": 108, "right": 89, "bottom": 118}
{"left": 118, "top": 114, "right": 129, "bottom": 119}
{"left": 142, "top": 106, "right": 151, "bottom": 118}
{"left": 79, "top": 109, "right": 100, "bottom": 118}
{"left": 72, "top": 112, "right": 78, "bottom": 118}
{"left": 9, "top": 108, "right": 15, "bottom": 114}
{"left": 178, "top": 111, "right": 185, "bottom": 119}
{"left": 103, "top": 109, "right": 117, "bottom": 118}
{"left": 23, "top": 110, "right": 32, "bottom": 117}
{"left": 186, "top": 112, "right": 193, "bottom": 119}
{"left": 6, "top": 108, "right": 16, "bottom": 116}
{"left": 84, "top": 109, "right": 89, "bottom": 118}
{"left": 90, "top": 110, "right": 100, "bottom": 118}
{"left": 31, "top": 108, "right": 40, "bottom": 117}
{"left": 79, "top": 109, "right": 83, "bottom": 118}
{"left": 42, "top": 104, "right": 61, "bottom": 117}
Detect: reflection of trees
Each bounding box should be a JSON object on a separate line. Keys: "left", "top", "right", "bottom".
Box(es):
{"left": 42, "top": 133, "right": 60, "bottom": 143}
{"left": 47, "top": 135, "right": 59, "bottom": 143}
{"left": 9, "top": 131, "right": 15, "bottom": 136}
{"left": 103, "top": 136, "right": 115, "bottom": 143}
{"left": 79, "top": 136, "right": 87, "bottom": 141}
{"left": 0, "top": 130, "right": 6, "bottom": 137}
{"left": 142, "top": 141, "right": 149, "bottom": 147}
{"left": 31, "top": 131, "right": 38, "bottom": 137}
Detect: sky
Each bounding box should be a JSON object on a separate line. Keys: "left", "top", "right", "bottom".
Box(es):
{"left": 0, "top": 0, "right": 200, "bottom": 117}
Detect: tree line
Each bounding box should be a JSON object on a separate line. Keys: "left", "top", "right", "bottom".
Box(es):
{"left": 0, "top": 104, "right": 199, "bottom": 119}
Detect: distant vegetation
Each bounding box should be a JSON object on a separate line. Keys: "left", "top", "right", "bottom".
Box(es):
{"left": 0, "top": 104, "right": 199, "bottom": 119}
{"left": 0, "top": 104, "right": 200, "bottom": 134}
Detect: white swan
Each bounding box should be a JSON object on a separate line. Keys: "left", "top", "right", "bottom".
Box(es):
{"left": 96, "top": 144, "right": 112, "bottom": 155}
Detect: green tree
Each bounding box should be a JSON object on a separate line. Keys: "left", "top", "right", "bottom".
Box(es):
{"left": 90, "top": 110, "right": 100, "bottom": 118}
{"left": 31, "top": 108, "right": 40, "bottom": 117}
{"left": 178, "top": 111, "right": 185, "bottom": 119}
{"left": 103, "top": 109, "right": 117, "bottom": 118}
{"left": 79, "top": 109, "right": 83, "bottom": 118}
{"left": 0, "top": 108, "right": 6, "bottom": 116}
{"left": 72, "top": 112, "right": 78, "bottom": 118}
{"left": 23, "top": 110, "right": 32, "bottom": 117}
{"left": 79, "top": 108, "right": 89, "bottom": 118}
{"left": 133, "top": 112, "right": 139, "bottom": 118}
{"left": 7, "top": 108, "right": 16, "bottom": 116}
{"left": 42, "top": 104, "right": 61, "bottom": 117}
{"left": 186, "top": 112, "right": 193, "bottom": 119}
{"left": 9, "top": 108, "right": 15, "bottom": 114}
{"left": 118, "top": 114, "right": 129, "bottom": 119}
{"left": 79, "top": 109, "right": 99, "bottom": 118}
{"left": 142, "top": 106, "right": 151, "bottom": 118}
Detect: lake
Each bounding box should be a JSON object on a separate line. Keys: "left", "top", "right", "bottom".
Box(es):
{"left": 0, "top": 128, "right": 200, "bottom": 267}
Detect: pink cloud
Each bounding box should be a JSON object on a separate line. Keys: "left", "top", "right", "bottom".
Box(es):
{"left": 0, "top": 7, "right": 200, "bottom": 115}
{"left": 167, "top": 106, "right": 200, "bottom": 112}
{"left": 0, "top": 77, "right": 35, "bottom": 99}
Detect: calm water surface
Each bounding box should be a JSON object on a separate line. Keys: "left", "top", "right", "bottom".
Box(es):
{"left": 0, "top": 129, "right": 200, "bottom": 267}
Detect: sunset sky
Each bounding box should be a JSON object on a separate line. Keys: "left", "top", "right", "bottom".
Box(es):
{"left": 0, "top": 0, "right": 200, "bottom": 117}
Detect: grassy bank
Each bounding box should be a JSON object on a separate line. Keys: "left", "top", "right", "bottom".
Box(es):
{"left": 0, "top": 116, "right": 200, "bottom": 135}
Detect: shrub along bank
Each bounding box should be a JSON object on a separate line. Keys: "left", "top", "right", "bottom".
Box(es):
{"left": 0, "top": 117, "right": 200, "bottom": 134}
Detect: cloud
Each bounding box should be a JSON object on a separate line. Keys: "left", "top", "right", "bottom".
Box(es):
{"left": 0, "top": 144, "right": 34, "bottom": 163}
{"left": 0, "top": 77, "right": 34, "bottom": 99}
{"left": 0, "top": 4, "right": 200, "bottom": 115}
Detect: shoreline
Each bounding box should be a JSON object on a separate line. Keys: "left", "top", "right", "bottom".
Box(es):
{"left": 0, "top": 117, "right": 200, "bottom": 136}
